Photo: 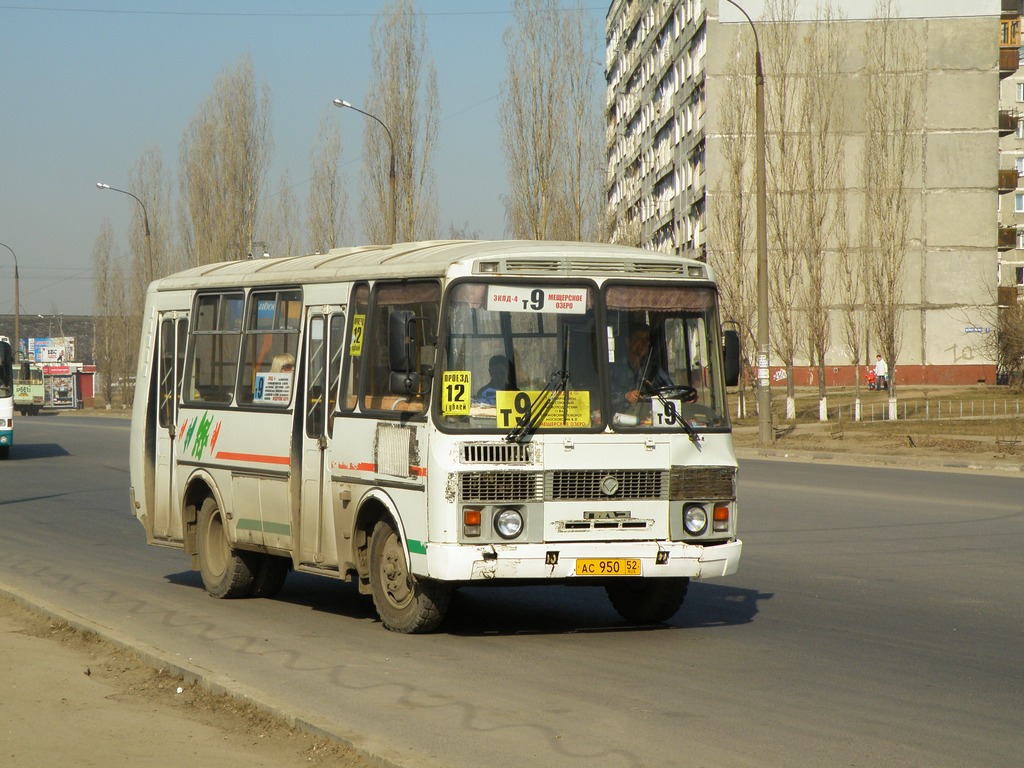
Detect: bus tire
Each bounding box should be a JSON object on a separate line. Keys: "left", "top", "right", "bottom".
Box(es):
{"left": 0, "top": 446, "right": 8, "bottom": 460}
{"left": 249, "top": 554, "right": 290, "bottom": 598}
{"left": 369, "top": 519, "right": 449, "bottom": 633}
{"left": 605, "top": 577, "right": 689, "bottom": 624}
{"left": 197, "top": 496, "right": 256, "bottom": 599}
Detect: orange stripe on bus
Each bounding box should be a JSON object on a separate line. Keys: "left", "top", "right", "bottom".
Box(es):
{"left": 215, "top": 451, "right": 291, "bottom": 466}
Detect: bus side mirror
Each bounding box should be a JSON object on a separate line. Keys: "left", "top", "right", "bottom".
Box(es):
{"left": 389, "top": 310, "right": 435, "bottom": 396}
{"left": 389, "top": 310, "right": 416, "bottom": 373}
{"left": 723, "top": 330, "right": 740, "bottom": 387}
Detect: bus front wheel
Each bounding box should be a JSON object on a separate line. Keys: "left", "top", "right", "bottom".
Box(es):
{"left": 197, "top": 497, "right": 256, "bottom": 599}
{"left": 369, "top": 519, "right": 449, "bottom": 633}
{"left": 605, "top": 577, "right": 690, "bottom": 624}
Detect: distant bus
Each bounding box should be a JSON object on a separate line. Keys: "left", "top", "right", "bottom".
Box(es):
{"left": 0, "top": 335, "right": 13, "bottom": 458}
{"left": 129, "top": 241, "right": 742, "bottom": 632}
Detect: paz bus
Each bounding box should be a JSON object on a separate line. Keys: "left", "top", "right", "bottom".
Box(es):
{"left": 129, "top": 241, "right": 742, "bottom": 632}
{"left": 0, "top": 335, "right": 12, "bottom": 458}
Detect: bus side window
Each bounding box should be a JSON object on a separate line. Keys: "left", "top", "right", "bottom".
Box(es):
{"left": 361, "top": 281, "right": 439, "bottom": 415}
{"left": 236, "top": 289, "right": 301, "bottom": 407}
{"left": 186, "top": 292, "right": 243, "bottom": 405}
{"left": 340, "top": 283, "right": 370, "bottom": 412}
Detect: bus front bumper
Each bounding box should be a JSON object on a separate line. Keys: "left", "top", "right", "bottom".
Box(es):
{"left": 423, "top": 539, "right": 742, "bottom": 582}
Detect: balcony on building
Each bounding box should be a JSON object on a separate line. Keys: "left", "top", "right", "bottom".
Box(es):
{"left": 999, "top": 108, "right": 1021, "bottom": 136}
{"left": 998, "top": 224, "right": 1018, "bottom": 250}
{"left": 1000, "top": 4, "right": 1021, "bottom": 79}
{"left": 999, "top": 166, "right": 1020, "bottom": 193}
{"left": 998, "top": 285, "right": 1023, "bottom": 306}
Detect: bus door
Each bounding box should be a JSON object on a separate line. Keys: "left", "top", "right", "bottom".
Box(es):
{"left": 298, "top": 307, "right": 345, "bottom": 568}
{"left": 154, "top": 312, "right": 188, "bottom": 541}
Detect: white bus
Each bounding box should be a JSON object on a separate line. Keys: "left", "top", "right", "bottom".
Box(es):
{"left": 129, "top": 241, "right": 742, "bottom": 632}
{"left": 0, "top": 335, "right": 12, "bottom": 458}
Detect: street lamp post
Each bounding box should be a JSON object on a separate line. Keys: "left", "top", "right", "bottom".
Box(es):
{"left": 0, "top": 242, "right": 19, "bottom": 363}
{"left": 333, "top": 98, "right": 397, "bottom": 244}
{"left": 96, "top": 182, "right": 154, "bottom": 284}
{"left": 723, "top": 0, "right": 772, "bottom": 446}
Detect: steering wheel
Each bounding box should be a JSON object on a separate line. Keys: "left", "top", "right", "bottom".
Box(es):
{"left": 640, "top": 384, "right": 698, "bottom": 403}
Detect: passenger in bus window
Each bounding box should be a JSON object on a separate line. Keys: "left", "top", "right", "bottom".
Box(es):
{"left": 475, "top": 354, "right": 509, "bottom": 405}
{"left": 271, "top": 353, "right": 294, "bottom": 373}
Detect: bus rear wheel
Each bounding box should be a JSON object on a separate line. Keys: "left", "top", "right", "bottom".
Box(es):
{"left": 197, "top": 497, "right": 256, "bottom": 598}
{"left": 369, "top": 519, "right": 449, "bottom": 633}
{"left": 605, "top": 577, "right": 690, "bottom": 624}
{"left": 249, "top": 554, "right": 290, "bottom": 598}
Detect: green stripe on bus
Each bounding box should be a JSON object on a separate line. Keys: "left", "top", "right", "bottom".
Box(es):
{"left": 408, "top": 538, "right": 427, "bottom": 555}
{"left": 237, "top": 518, "right": 291, "bottom": 536}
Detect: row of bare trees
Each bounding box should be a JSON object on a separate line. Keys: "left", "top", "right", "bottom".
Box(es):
{"left": 91, "top": 0, "right": 604, "bottom": 405}
{"left": 710, "top": 0, "right": 921, "bottom": 422}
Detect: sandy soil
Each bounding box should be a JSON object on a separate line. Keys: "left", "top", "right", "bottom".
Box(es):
{"left": 0, "top": 595, "right": 372, "bottom": 767}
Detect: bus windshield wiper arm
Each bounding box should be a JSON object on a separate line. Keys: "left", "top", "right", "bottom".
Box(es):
{"left": 651, "top": 388, "right": 702, "bottom": 447}
{"left": 505, "top": 369, "right": 570, "bottom": 444}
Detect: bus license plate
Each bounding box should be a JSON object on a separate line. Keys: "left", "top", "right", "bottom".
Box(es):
{"left": 575, "top": 558, "right": 641, "bottom": 576}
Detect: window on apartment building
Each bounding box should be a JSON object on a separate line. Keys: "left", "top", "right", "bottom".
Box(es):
{"left": 1016, "top": 194, "right": 1024, "bottom": 213}
{"left": 1017, "top": 82, "right": 1024, "bottom": 102}
{"left": 1017, "top": 157, "right": 1024, "bottom": 176}
{"left": 1016, "top": 266, "right": 1024, "bottom": 285}
{"left": 1018, "top": 230, "right": 1024, "bottom": 250}
{"left": 1017, "top": 120, "right": 1024, "bottom": 140}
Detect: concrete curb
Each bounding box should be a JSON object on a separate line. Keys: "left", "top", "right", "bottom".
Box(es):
{"left": 735, "top": 447, "right": 1024, "bottom": 474}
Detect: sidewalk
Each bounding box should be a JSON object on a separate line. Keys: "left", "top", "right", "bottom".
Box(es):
{"left": 0, "top": 589, "right": 369, "bottom": 768}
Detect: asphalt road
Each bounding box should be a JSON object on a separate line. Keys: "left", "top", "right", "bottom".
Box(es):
{"left": 1, "top": 415, "right": 1022, "bottom": 767}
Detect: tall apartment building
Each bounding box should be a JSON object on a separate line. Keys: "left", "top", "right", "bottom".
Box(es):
{"left": 998, "top": 2, "right": 1024, "bottom": 306}
{"left": 606, "top": 0, "right": 1007, "bottom": 385}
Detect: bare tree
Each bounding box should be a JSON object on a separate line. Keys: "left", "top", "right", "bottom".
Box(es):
{"left": 763, "top": 0, "right": 802, "bottom": 418}
{"left": 501, "top": 0, "right": 601, "bottom": 240}
{"left": 91, "top": 218, "right": 134, "bottom": 407}
{"left": 128, "top": 146, "right": 177, "bottom": 280}
{"left": 862, "top": 0, "right": 921, "bottom": 411}
{"left": 556, "top": 2, "right": 602, "bottom": 241}
{"left": 261, "top": 169, "right": 302, "bottom": 259}
{"left": 708, "top": 43, "right": 755, "bottom": 418}
{"left": 997, "top": 297, "right": 1024, "bottom": 388}
{"left": 179, "top": 54, "right": 273, "bottom": 264}
{"left": 308, "top": 110, "right": 347, "bottom": 253}
{"left": 91, "top": 217, "right": 117, "bottom": 406}
{"left": 795, "top": 4, "right": 845, "bottom": 420}
{"left": 360, "top": 0, "right": 439, "bottom": 243}
{"left": 835, "top": 184, "right": 866, "bottom": 417}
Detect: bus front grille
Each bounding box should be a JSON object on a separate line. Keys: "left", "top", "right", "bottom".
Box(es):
{"left": 546, "top": 470, "right": 666, "bottom": 501}
{"left": 460, "top": 472, "right": 544, "bottom": 502}
{"left": 461, "top": 442, "right": 533, "bottom": 465}
{"left": 669, "top": 466, "right": 736, "bottom": 500}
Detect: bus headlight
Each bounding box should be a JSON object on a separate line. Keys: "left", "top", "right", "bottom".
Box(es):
{"left": 682, "top": 505, "right": 708, "bottom": 536}
{"left": 494, "top": 507, "right": 524, "bottom": 540}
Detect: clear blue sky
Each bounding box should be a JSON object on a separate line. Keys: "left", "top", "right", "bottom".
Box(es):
{"left": 0, "top": 1, "right": 607, "bottom": 317}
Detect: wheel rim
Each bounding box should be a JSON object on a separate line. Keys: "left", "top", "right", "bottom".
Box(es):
{"left": 378, "top": 530, "right": 413, "bottom": 609}
{"left": 204, "top": 510, "right": 228, "bottom": 577}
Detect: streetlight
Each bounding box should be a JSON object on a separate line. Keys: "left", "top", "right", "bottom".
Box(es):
{"left": 723, "top": 0, "right": 771, "bottom": 446}
{"left": 0, "top": 242, "right": 19, "bottom": 363}
{"left": 96, "top": 182, "right": 154, "bottom": 284}
{"left": 333, "top": 98, "right": 397, "bottom": 244}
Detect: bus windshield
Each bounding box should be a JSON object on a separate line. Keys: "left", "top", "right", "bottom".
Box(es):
{"left": 437, "top": 280, "right": 730, "bottom": 433}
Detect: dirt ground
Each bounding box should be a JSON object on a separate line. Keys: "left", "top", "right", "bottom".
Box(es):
{"left": 0, "top": 595, "right": 373, "bottom": 768}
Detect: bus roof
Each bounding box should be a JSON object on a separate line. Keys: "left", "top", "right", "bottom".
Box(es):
{"left": 152, "top": 240, "right": 714, "bottom": 291}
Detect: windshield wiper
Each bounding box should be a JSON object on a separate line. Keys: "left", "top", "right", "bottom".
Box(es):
{"left": 650, "top": 387, "right": 702, "bottom": 447}
{"left": 505, "top": 369, "right": 570, "bottom": 444}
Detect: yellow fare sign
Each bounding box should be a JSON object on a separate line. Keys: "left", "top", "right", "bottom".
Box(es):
{"left": 494, "top": 390, "right": 591, "bottom": 428}
{"left": 349, "top": 315, "right": 365, "bottom": 356}
{"left": 442, "top": 371, "right": 471, "bottom": 415}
